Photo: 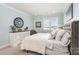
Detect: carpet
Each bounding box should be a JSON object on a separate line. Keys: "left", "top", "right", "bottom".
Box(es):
{"left": 0, "top": 46, "right": 42, "bottom": 55}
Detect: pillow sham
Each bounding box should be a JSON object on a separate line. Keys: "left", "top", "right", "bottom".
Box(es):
{"left": 56, "top": 30, "right": 66, "bottom": 41}
{"left": 61, "top": 32, "right": 71, "bottom": 46}
{"left": 50, "top": 28, "right": 60, "bottom": 39}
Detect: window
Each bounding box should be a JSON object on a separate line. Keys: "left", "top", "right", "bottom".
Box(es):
{"left": 43, "top": 19, "right": 50, "bottom": 29}
{"left": 50, "top": 17, "right": 58, "bottom": 27}
{"left": 43, "top": 17, "right": 58, "bottom": 30}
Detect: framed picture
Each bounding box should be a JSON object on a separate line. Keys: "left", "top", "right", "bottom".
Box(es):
{"left": 35, "top": 21, "right": 41, "bottom": 28}
{"left": 65, "top": 3, "right": 73, "bottom": 22}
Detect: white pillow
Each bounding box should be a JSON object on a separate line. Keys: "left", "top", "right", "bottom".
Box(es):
{"left": 61, "top": 32, "right": 71, "bottom": 45}
{"left": 48, "top": 33, "right": 53, "bottom": 40}
{"left": 56, "top": 30, "right": 66, "bottom": 41}
{"left": 50, "top": 28, "right": 60, "bottom": 39}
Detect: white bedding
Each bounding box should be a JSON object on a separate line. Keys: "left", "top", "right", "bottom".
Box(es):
{"left": 20, "top": 33, "right": 69, "bottom": 54}
{"left": 20, "top": 33, "right": 53, "bottom": 54}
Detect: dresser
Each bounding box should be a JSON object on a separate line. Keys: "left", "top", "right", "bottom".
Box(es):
{"left": 9, "top": 31, "right": 30, "bottom": 47}
{"left": 71, "top": 21, "right": 79, "bottom": 55}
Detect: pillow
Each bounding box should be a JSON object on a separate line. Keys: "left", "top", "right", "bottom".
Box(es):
{"left": 56, "top": 30, "right": 66, "bottom": 41}
{"left": 61, "top": 32, "right": 71, "bottom": 46}
{"left": 50, "top": 28, "right": 60, "bottom": 39}
{"left": 48, "top": 33, "right": 54, "bottom": 40}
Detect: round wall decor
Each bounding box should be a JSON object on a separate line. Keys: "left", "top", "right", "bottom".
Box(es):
{"left": 14, "top": 17, "right": 24, "bottom": 28}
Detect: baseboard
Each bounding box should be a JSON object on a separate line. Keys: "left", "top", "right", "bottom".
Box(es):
{"left": 0, "top": 43, "right": 10, "bottom": 50}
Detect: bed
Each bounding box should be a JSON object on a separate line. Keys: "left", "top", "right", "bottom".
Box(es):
{"left": 20, "top": 33, "right": 52, "bottom": 54}
{"left": 20, "top": 29, "right": 70, "bottom": 55}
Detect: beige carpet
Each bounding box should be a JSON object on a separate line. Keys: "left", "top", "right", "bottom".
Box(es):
{"left": 0, "top": 46, "right": 42, "bottom": 55}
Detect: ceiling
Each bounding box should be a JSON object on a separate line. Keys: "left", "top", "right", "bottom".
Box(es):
{"left": 6, "top": 3, "right": 69, "bottom": 16}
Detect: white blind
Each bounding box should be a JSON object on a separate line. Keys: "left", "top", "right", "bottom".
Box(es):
{"left": 50, "top": 17, "right": 58, "bottom": 27}
{"left": 43, "top": 19, "right": 50, "bottom": 28}
{"left": 43, "top": 17, "right": 58, "bottom": 29}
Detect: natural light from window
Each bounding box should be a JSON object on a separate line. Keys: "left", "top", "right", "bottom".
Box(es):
{"left": 43, "top": 16, "right": 58, "bottom": 30}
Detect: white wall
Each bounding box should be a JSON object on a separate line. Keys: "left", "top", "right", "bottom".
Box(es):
{"left": 0, "top": 4, "right": 33, "bottom": 46}
{"left": 33, "top": 16, "right": 46, "bottom": 33}
{"left": 73, "top": 3, "right": 79, "bottom": 19}
{"left": 33, "top": 14, "right": 63, "bottom": 33}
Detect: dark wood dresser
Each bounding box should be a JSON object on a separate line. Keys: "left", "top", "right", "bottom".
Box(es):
{"left": 71, "top": 21, "right": 79, "bottom": 55}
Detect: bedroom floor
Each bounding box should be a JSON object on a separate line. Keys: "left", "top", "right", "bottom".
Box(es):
{"left": 0, "top": 46, "right": 42, "bottom": 55}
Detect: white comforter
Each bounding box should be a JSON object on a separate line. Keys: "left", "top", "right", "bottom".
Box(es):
{"left": 20, "top": 33, "right": 53, "bottom": 54}
{"left": 12, "top": 33, "right": 69, "bottom": 54}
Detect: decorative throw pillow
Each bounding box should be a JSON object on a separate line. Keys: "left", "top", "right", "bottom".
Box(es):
{"left": 61, "top": 32, "right": 71, "bottom": 45}
{"left": 50, "top": 28, "right": 60, "bottom": 39}
{"left": 56, "top": 30, "right": 66, "bottom": 41}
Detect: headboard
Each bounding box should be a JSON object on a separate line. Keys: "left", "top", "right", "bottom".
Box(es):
{"left": 63, "top": 25, "right": 71, "bottom": 30}
{"left": 59, "top": 24, "right": 71, "bottom": 34}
